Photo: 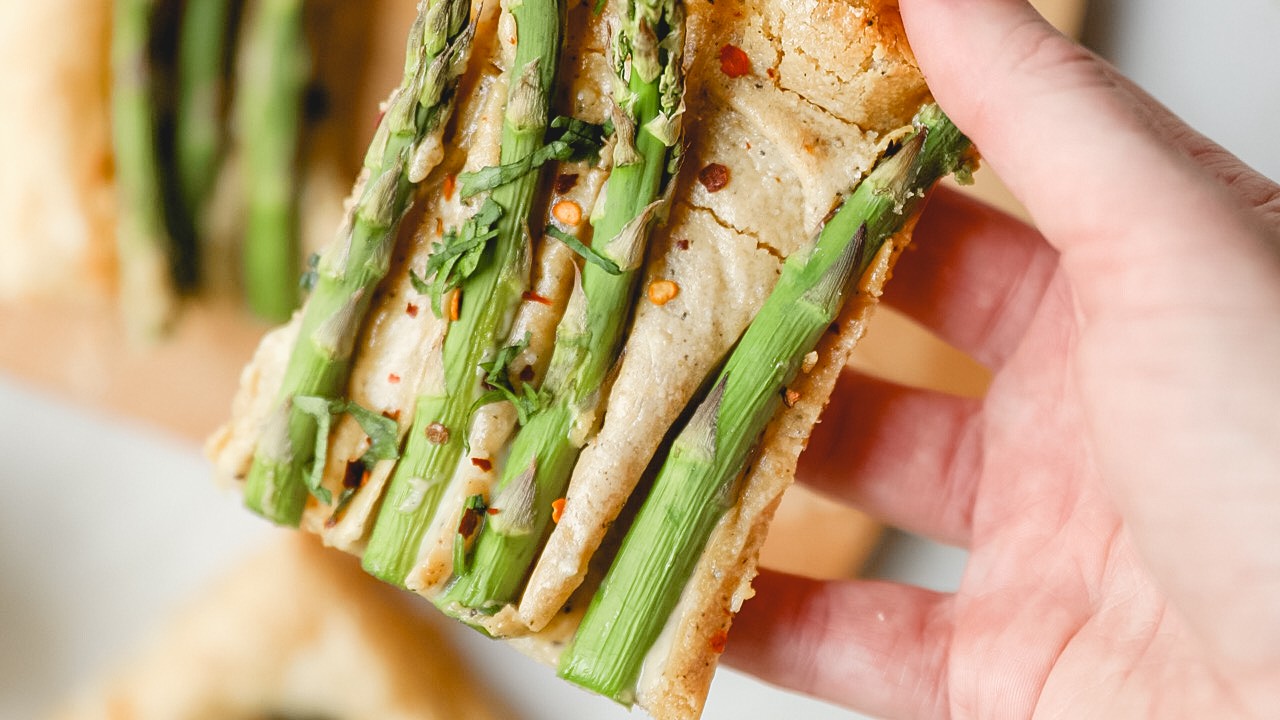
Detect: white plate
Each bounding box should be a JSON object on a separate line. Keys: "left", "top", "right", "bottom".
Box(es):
{"left": 0, "top": 375, "right": 906, "bottom": 720}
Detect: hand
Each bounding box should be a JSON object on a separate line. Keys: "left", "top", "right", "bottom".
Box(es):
{"left": 724, "top": 1, "right": 1280, "bottom": 717}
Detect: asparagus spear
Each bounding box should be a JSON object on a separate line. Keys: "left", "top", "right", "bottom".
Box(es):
{"left": 362, "top": 0, "right": 567, "bottom": 588}
{"left": 174, "top": 0, "right": 235, "bottom": 236}
{"left": 242, "top": 0, "right": 475, "bottom": 526}
{"left": 559, "top": 104, "right": 973, "bottom": 703}
{"left": 238, "top": 0, "right": 309, "bottom": 321}
{"left": 435, "top": 0, "right": 685, "bottom": 617}
{"left": 112, "top": 0, "right": 180, "bottom": 341}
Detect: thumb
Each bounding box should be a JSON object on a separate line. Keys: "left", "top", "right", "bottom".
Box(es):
{"left": 899, "top": 0, "right": 1278, "bottom": 318}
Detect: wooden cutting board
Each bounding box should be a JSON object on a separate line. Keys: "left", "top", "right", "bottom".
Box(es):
{"left": 0, "top": 0, "right": 1085, "bottom": 580}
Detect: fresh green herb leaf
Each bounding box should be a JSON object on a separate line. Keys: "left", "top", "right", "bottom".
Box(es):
{"left": 290, "top": 396, "right": 403, "bottom": 505}
{"left": 470, "top": 332, "right": 543, "bottom": 424}
{"left": 420, "top": 197, "right": 505, "bottom": 315}
{"left": 344, "top": 402, "right": 400, "bottom": 467}
{"left": 457, "top": 116, "right": 608, "bottom": 198}
{"left": 291, "top": 396, "right": 339, "bottom": 505}
{"left": 545, "top": 224, "right": 622, "bottom": 275}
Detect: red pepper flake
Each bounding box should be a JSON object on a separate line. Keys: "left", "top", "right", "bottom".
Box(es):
{"left": 553, "top": 199, "right": 583, "bottom": 226}
{"left": 381, "top": 409, "right": 402, "bottom": 422}
{"left": 435, "top": 218, "right": 445, "bottom": 237}
{"left": 648, "top": 279, "right": 680, "bottom": 306}
{"left": 551, "top": 497, "right": 567, "bottom": 524}
{"left": 709, "top": 629, "right": 729, "bottom": 654}
{"left": 766, "top": 67, "right": 778, "bottom": 80}
{"left": 698, "top": 163, "right": 730, "bottom": 193}
{"left": 782, "top": 387, "right": 801, "bottom": 408}
{"left": 675, "top": 238, "right": 690, "bottom": 251}
{"left": 387, "top": 373, "right": 401, "bottom": 384}
{"left": 342, "top": 460, "right": 367, "bottom": 490}
{"left": 522, "top": 290, "right": 553, "bottom": 305}
{"left": 458, "top": 505, "right": 483, "bottom": 539}
{"left": 554, "top": 173, "right": 580, "bottom": 194}
{"left": 405, "top": 302, "right": 420, "bottom": 318}
{"left": 425, "top": 422, "right": 450, "bottom": 445}
{"left": 471, "top": 457, "right": 493, "bottom": 472}
{"left": 448, "top": 289, "right": 461, "bottom": 322}
{"left": 486, "top": 506, "right": 501, "bottom": 516}
{"left": 442, "top": 174, "right": 457, "bottom": 201}
{"left": 718, "top": 43, "right": 751, "bottom": 78}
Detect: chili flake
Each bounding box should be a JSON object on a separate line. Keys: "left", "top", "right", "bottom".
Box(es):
{"left": 425, "top": 422, "right": 450, "bottom": 445}
{"left": 341, "top": 460, "right": 366, "bottom": 490}
{"left": 675, "top": 238, "right": 690, "bottom": 250}
{"left": 718, "top": 44, "right": 751, "bottom": 78}
{"left": 458, "top": 499, "right": 484, "bottom": 539}
{"left": 522, "top": 290, "right": 553, "bottom": 305}
{"left": 387, "top": 373, "right": 401, "bottom": 384}
{"left": 551, "top": 497, "right": 567, "bottom": 524}
{"left": 709, "top": 629, "right": 729, "bottom": 654}
{"left": 448, "top": 288, "right": 461, "bottom": 321}
{"left": 471, "top": 457, "right": 493, "bottom": 472}
{"left": 554, "top": 173, "right": 580, "bottom": 194}
{"left": 648, "top": 279, "right": 680, "bottom": 306}
{"left": 442, "top": 173, "right": 457, "bottom": 201}
{"left": 553, "top": 199, "right": 583, "bottom": 226}
{"left": 405, "top": 302, "right": 420, "bottom": 318}
{"left": 698, "top": 163, "right": 730, "bottom": 193}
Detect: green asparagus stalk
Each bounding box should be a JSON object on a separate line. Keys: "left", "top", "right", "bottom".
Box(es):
{"left": 559, "top": 104, "right": 973, "bottom": 703}
{"left": 362, "top": 0, "right": 567, "bottom": 588}
{"left": 174, "top": 0, "right": 234, "bottom": 234}
{"left": 242, "top": 0, "right": 475, "bottom": 526}
{"left": 112, "top": 0, "right": 180, "bottom": 341}
{"left": 435, "top": 0, "right": 685, "bottom": 617}
{"left": 238, "top": 0, "right": 309, "bottom": 321}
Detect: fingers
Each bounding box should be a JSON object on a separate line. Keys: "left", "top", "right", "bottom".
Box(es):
{"left": 899, "top": 0, "right": 1276, "bottom": 319}
{"left": 724, "top": 570, "right": 953, "bottom": 720}
{"left": 888, "top": 187, "right": 1059, "bottom": 368}
{"left": 798, "top": 370, "right": 983, "bottom": 546}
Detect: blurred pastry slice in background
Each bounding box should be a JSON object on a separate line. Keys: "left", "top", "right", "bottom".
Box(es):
{"left": 53, "top": 534, "right": 506, "bottom": 720}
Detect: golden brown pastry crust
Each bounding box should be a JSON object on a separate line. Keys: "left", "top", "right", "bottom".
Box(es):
{"left": 55, "top": 534, "right": 506, "bottom": 720}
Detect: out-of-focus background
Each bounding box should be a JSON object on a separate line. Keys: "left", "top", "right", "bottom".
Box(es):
{"left": 3, "top": 1, "right": 1278, "bottom": 718}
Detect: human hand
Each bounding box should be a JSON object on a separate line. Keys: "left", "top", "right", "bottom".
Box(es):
{"left": 725, "top": 1, "right": 1280, "bottom": 717}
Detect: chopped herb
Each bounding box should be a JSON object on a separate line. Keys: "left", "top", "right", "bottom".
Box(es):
{"left": 545, "top": 225, "right": 622, "bottom": 275}
{"left": 414, "top": 197, "right": 505, "bottom": 316}
{"left": 457, "top": 116, "right": 608, "bottom": 198}
{"left": 290, "top": 396, "right": 401, "bottom": 505}
{"left": 470, "top": 333, "right": 543, "bottom": 424}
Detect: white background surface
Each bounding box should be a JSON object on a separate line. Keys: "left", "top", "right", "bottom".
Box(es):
{"left": 3, "top": 2, "right": 1278, "bottom": 718}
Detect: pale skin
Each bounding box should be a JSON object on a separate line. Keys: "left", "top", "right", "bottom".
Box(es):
{"left": 724, "top": 0, "right": 1280, "bottom": 718}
